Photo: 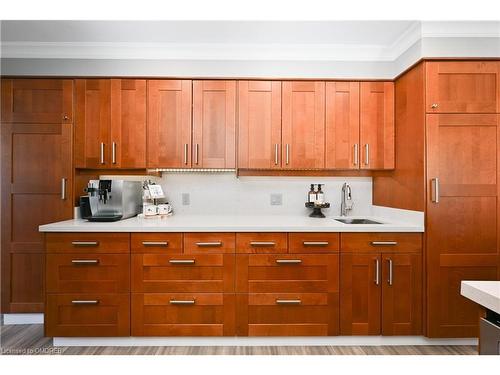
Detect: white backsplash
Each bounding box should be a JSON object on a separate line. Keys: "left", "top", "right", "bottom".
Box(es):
{"left": 156, "top": 173, "right": 373, "bottom": 217}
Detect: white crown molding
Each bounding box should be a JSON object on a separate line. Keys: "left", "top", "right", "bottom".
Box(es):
{"left": 421, "top": 21, "right": 500, "bottom": 38}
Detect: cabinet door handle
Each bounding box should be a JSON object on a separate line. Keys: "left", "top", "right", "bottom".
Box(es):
{"left": 169, "top": 300, "right": 195, "bottom": 305}
{"left": 184, "top": 144, "right": 189, "bottom": 165}
{"left": 169, "top": 259, "right": 195, "bottom": 265}
{"left": 285, "top": 144, "right": 290, "bottom": 165}
{"left": 61, "top": 178, "right": 67, "bottom": 200}
{"left": 250, "top": 241, "right": 276, "bottom": 247}
{"left": 112, "top": 142, "right": 117, "bottom": 164}
{"left": 100, "top": 142, "right": 105, "bottom": 164}
{"left": 274, "top": 144, "right": 279, "bottom": 165}
{"left": 371, "top": 241, "right": 398, "bottom": 246}
{"left": 276, "top": 299, "right": 301, "bottom": 305}
{"left": 194, "top": 144, "right": 199, "bottom": 165}
{"left": 276, "top": 259, "right": 302, "bottom": 264}
{"left": 431, "top": 178, "right": 440, "bottom": 203}
{"left": 142, "top": 241, "right": 169, "bottom": 247}
{"left": 72, "top": 300, "right": 99, "bottom": 305}
{"left": 374, "top": 258, "right": 380, "bottom": 285}
{"left": 387, "top": 258, "right": 393, "bottom": 286}
{"left": 364, "top": 144, "right": 369, "bottom": 166}
{"left": 71, "top": 241, "right": 99, "bottom": 247}
{"left": 196, "top": 241, "right": 222, "bottom": 247}
{"left": 431, "top": 103, "right": 438, "bottom": 109}
{"left": 353, "top": 144, "right": 359, "bottom": 166}
{"left": 71, "top": 259, "right": 99, "bottom": 265}
{"left": 303, "top": 241, "right": 329, "bottom": 247}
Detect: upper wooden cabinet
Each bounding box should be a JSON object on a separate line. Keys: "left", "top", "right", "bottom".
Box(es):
{"left": 238, "top": 81, "right": 282, "bottom": 169}
{"left": 360, "top": 82, "right": 395, "bottom": 170}
{"left": 193, "top": 80, "right": 236, "bottom": 168}
{"left": 1, "top": 79, "right": 73, "bottom": 124}
{"left": 75, "top": 79, "right": 146, "bottom": 169}
{"left": 325, "top": 82, "right": 360, "bottom": 169}
{"left": 282, "top": 81, "right": 325, "bottom": 169}
{"left": 147, "top": 80, "right": 192, "bottom": 168}
{"left": 426, "top": 61, "right": 500, "bottom": 113}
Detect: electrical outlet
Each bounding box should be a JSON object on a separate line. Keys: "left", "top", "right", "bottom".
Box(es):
{"left": 181, "top": 193, "right": 190, "bottom": 205}
{"left": 270, "top": 193, "right": 283, "bottom": 206}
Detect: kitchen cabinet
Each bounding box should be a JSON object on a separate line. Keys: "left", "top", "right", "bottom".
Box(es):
{"left": 193, "top": 80, "right": 236, "bottom": 168}
{"left": 359, "top": 82, "right": 395, "bottom": 170}
{"left": 282, "top": 81, "right": 325, "bottom": 169}
{"left": 75, "top": 79, "right": 146, "bottom": 169}
{"left": 426, "top": 61, "right": 500, "bottom": 113}
{"left": 238, "top": 81, "right": 282, "bottom": 169}
{"left": 1, "top": 79, "right": 74, "bottom": 313}
{"left": 147, "top": 80, "right": 192, "bottom": 168}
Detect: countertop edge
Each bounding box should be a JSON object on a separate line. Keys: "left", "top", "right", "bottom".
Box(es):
{"left": 461, "top": 281, "right": 500, "bottom": 315}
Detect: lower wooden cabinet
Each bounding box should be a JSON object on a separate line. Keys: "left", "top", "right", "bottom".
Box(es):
{"left": 45, "top": 294, "right": 130, "bottom": 337}
{"left": 132, "top": 293, "right": 235, "bottom": 336}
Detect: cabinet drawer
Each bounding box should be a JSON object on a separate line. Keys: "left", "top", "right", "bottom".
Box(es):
{"left": 131, "top": 233, "right": 182, "bottom": 253}
{"left": 45, "top": 294, "right": 130, "bottom": 337}
{"left": 236, "top": 293, "right": 338, "bottom": 336}
{"left": 132, "top": 254, "right": 235, "bottom": 292}
{"left": 236, "top": 254, "right": 339, "bottom": 293}
{"left": 184, "top": 233, "right": 235, "bottom": 254}
{"left": 131, "top": 293, "right": 235, "bottom": 336}
{"left": 340, "top": 233, "right": 422, "bottom": 253}
{"left": 46, "top": 254, "right": 130, "bottom": 293}
{"left": 45, "top": 233, "right": 130, "bottom": 253}
{"left": 288, "top": 233, "right": 339, "bottom": 253}
{"left": 236, "top": 233, "right": 288, "bottom": 253}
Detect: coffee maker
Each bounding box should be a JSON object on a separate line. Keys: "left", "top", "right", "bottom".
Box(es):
{"left": 79, "top": 179, "right": 142, "bottom": 222}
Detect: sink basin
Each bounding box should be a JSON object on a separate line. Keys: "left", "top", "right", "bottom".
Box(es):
{"left": 334, "top": 218, "right": 382, "bottom": 224}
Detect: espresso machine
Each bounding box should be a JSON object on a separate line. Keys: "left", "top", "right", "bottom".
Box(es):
{"left": 79, "top": 179, "right": 143, "bottom": 222}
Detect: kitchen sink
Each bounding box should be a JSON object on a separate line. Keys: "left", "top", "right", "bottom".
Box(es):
{"left": 334, "top": 218, "right": 383, "bottom": 224}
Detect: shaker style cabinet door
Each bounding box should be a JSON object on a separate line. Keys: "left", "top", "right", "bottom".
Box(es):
{"left": 74, "top": 79, "right": 111, "bottom": 168}
{"left": 282, "top": 81, "right": 325, "bottom": 169}
{"left": 426, "top": 61, "right": 500, "bottom": 113}
{"left": 238, "top": 81, "right": 282, "bottom": 169}
{"left": 359, "top": 82, "right": 394, "bottom": 170}
{"left": 110, "top": 79, "right": 147, "bottom": 168}
{"left": 147, "top": 80, "right": 192, "bottom": 168}
{"left": 192, "top": 80, "right": 236, "bottom": 168}
{"left": 325, "top": 82, "right": 360, "bottom": 169}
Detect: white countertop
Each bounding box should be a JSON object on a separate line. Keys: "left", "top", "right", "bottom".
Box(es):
{"left": 39, "top": 214, "right": 424, "bottom": 233}
{"left": 461, "top": 281, "right": 500, "bottom": 315}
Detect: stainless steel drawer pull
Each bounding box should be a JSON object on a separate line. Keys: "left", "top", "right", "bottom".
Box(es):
{"left": 142, "top": 241, "right": 169, "bottom": 247}
{"left": 431, "top": 178, "right": 440, "bottom": 203}
{"left": 388, "top": 258, "right": 393, "bottom": 286}
{"left": 374, "top": 258, "right": 380, "bottom": 286}
{"left": 169, "top": 259, "right": 195, "bottom": 265}
{"left": 285, "top": 144, "right": 290, "bottom": 165}
{"left": 184, "top": 144, "right": 189, "bottom": 165}
{"left": 303, "top": 241, "right": 329, "bottom": 246}
{"left": 71, "top": 259, "right": 99, "bottom": 265}
{"left": 170, "top": 300, "right": 195, "bottom": 305}
{"left": 61, "top": 178, "right": 67, "bottom": 200}
{"left": 276, "top": 299, "right": 301, "bottom": 305}
{"left": 196, "top": 242, "right": 222, "bottom": 247}
{"left": 274, "top": 144, "right": 279, "bottom": 165}
{"left": 72, "top": 300, "right": 99, "bottom": 305}
{"left": 371, "top": 241, "right": 398, "bottom": 246}
{"left": 112, "top": 142, "right": 117, "bottom": 164}
{"left": 250, "top": 241, "right": 276, "bottom": 247}
{"left": 276, "top": 259, "right": 302, "bottom": 264}
{"left": 100, "top": 142, "right": 105, "bottom": 164}
{"left": 71, "top": 241, "right": 99, "bottom": 247}
{"left": 353, "top": 144, "right": 359, "bottom": 166}
{"left": 364, "top": 144, "right": 370, "bottom": 166}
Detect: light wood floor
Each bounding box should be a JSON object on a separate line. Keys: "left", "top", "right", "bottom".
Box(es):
{"left": 0, "top": 324, "right": 477, "bottom": 355}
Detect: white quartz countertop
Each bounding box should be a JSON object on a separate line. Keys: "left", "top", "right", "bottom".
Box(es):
{"left": 39, "top": 214, "right": 424, "bottom": 233}
{"left": 461, "top": 281, "right": 500, "bottom": 315}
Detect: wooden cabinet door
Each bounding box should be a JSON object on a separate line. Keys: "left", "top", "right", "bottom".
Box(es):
{"left": 381, "top": 253, "right": 422, "bottom": 335}
{"left": 325, "top": 82, "right": 360, "bottom": 169}
{"left": 110, "top": 79, "right": 146, "bottom": 168}
{"left": 238, "top": 81, "right": 282, "bottom": 169}
{"left": 147, "top": 80, "right": 192, "bottom": 168}
{"left": 1, "top": 79, "right": 73, "bottom": 124}
{"left": 426, "top": 113, "right": 499, "bottom": 338}
{"left": 282, "top": 81, "right": 325, "bottom": 169}
{"left": 192, "top": 80, "right": 236, "bottom": 168}
{"left": 360, "top": 82, "right": 394, "bottom": 170}
{"left": 1, "top": 121, "right": 73, "bottom": 312}
{"left": 340, "top": 253, "right": 381, "bottom": 335}
{"left": 74, "top": 79, "right": 111, "bottom": 168}
{"left": 426, "top": 61, "right": 500, "bottom": 113}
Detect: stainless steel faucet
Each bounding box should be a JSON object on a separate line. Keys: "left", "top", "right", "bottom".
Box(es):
{"left": 340, "top": 182, "right": 353, "bottom": 216}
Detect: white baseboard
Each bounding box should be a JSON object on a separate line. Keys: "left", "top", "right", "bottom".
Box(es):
{"left": 3, "top": 313, "right": 44, "bottom": 325}
{"left": 53, "top": 336, "right": 478, "bottom": 347}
